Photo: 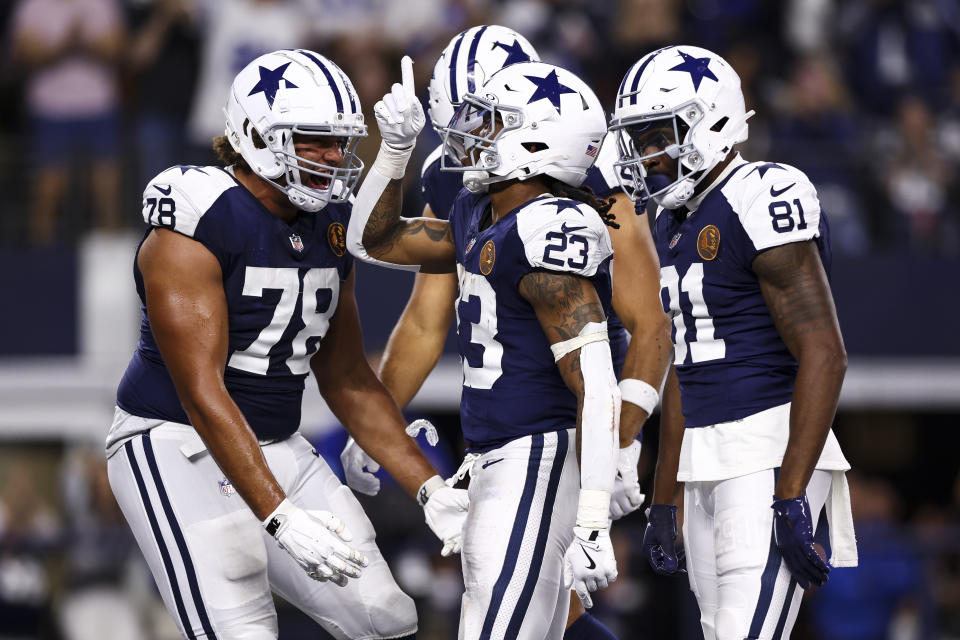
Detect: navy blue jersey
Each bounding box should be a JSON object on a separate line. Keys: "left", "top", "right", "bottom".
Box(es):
{"left": 423, "top": 138, "right": 629, "bottom": 376}
{"left": 116, "top": 165, "right": 354, "bottom": 441}
{"left": 654, "top": 159, "right": 832, "bottom": 428}
{"left": 449, "top": 191, "right": 614, "bottom": 451}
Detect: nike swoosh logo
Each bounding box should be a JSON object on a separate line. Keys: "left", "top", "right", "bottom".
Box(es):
{"left": 155, "top": 184, "right": 172, "bottom": 196}
{"left": 579, "top": 544, "right": 596, "bottom": 570}
{"left": 481, "top": 457, "right": 504, "bottom": 469}
{"left": 769, "top": 183, "right": 796, "bottom": 198}
{"left": 660, "top": 86, "right": 678, "bottom": 92}
{"left": 561, "top": 223, "right": 587, "bottom": 234}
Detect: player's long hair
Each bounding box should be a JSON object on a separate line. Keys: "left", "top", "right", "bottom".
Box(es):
{"left": 542, "top": 177, "right": 619, "bottom": 229}
{"left": 213, "top": 135, "right": 250, "bottom": 171}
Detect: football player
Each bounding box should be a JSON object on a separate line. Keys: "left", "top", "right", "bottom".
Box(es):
{"left": 609, "top": 46, "right": 859, "bottom": 640}
{"left": 347, "top": 56, "right": 622, "bottom": 639}
{"left": 105, "top": 50, "right": 468, "bottom": 640}
{"left": 341, "top": 26, "right": 670, "bottom": 639}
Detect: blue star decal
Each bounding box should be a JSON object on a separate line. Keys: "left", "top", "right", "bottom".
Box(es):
{"left": 525, "top": 70, "right": 577, "bottom": 113}
{"left": 248, "top": 62, "right": 298, "bottom": 108}
{"left": 747, "top": 163, "right": 784, "bottom": 179}
{"left": 669, "top": 50, "right": 719, "bottom": 92}
{"left": 492, "top": 39, "right": 532, "bottom": 67}
{"left": 551, "top": 199, "right": 583, "bottom": 215}
{"left": 175, "top": 165, "right": 208, "bottom": 175}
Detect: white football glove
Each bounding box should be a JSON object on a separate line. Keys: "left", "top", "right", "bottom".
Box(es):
{"left": 374, "top": 55, "right": 425, "bottom": 150}
{"left": 340, "top": 437, "right": 381, "bottom": 496}
{"left": 610, "top": 440, "right": 645, "bottom": 520}
{"left": 564, "top": 526, "right": 618, "bottom": 609}
{"left": 418, "top": 475, "right": 469, "bottom": 556}
{"left": 263, "top": 499, "right": 369, "bottom": 586}
{"left": 341, "top": 420, "right": 439, "bottom": 496}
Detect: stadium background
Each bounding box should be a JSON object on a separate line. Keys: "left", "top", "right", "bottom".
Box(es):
{"left": 0, "top": 0, "right": 958, "bottom": 638}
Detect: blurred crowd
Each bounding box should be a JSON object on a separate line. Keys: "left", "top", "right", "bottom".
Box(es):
{"left": 0, "top": 0, "right": 959, "bottom": 253}
{"left": 2, "top": 0, "right": 960, "bottom": 639}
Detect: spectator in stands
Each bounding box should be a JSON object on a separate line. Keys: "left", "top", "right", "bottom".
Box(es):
{"left": 874, "top": 95, "right": 958, "bottom": 254}
{"left": 11, "top": 0, "right": 125, "bottom": 246}
{"left": 127, "top": 0, "right": 201, "bottom": 188}
{"left": 771, "top": 53, "right": 870, "bottom": 254}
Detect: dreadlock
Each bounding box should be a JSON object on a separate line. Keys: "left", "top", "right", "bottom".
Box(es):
{"left": 542, "top": 176, "right": 619, "bottom": 229}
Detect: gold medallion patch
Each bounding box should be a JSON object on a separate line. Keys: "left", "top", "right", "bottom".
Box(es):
{"left": 697, "top": 224, "right": 720, "bottom": 261}
{"left": 327, "top": 222, "right": 346, "bottom": 257}
{"left": 479, "top": 240, "right": 496, "bottom": 275}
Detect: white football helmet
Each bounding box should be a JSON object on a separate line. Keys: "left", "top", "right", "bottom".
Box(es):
{"left": 224, "top": 50, "right": 367, "bottom": 212}
{"left": 609, "top": 45, "right": 754, "bottom": 209}
{"left": 427, "top": 25, "right": 539, "bottom": 133}
{"left": 439, "top": 61, "right": 606, "bottom": 192}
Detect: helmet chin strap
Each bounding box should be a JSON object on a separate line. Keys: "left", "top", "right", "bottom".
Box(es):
{"left": 654, "top": 177, "right": 696, "bottom": 209}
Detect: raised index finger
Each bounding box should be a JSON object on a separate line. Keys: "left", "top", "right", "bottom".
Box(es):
{"left": 401, "top": 55, "right": 415, "bottom": 97}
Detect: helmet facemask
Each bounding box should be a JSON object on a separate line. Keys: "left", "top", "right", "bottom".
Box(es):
{"left": 438, "top": 94, "right": 524, "bottom": 192}
{"left": 271, "top": 124, "right": 365, "bottom": 212}
{"left": 613, "top": 100, "right": 711, "bottom": 209}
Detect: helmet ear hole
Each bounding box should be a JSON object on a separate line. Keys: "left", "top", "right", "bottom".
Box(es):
{"left": 710, "top": 116, "right": 729, "bottom": 132}
{"left": 522, "top": 142, "right": 549, "bottom": 152}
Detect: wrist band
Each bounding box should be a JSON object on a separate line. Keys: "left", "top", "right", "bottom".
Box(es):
{"left": 619, "top": 378, "right": 659, "bottom": 415}
{"left": 417, "top": 475, "right": 446, "bottom": 506}
{"left": 576, "top": 489, "right": 611, "bottom": 529}
{"left": 372, "top": 140, "right": 414, "bottom": 180}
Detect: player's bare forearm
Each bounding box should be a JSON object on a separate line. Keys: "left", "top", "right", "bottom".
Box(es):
{"left": 139, "top": 229, "right": 285, "bottom": 521}
{"left": 313, "top": 271, "right": 438, "bottom": 497}
{"left": 651, "top": 365, "right": 684, "bottom": 506}
{"left": 379, "top": 271, "right": 458, "bottom": 407}
{"left": 608, "top": 197, "right": 672, "bottom": 443}
{"left": 754, "top": 240, "right": 847, "bottom": 499}
{"left": 361, "top": 178, "right": 456, "bottom": 270}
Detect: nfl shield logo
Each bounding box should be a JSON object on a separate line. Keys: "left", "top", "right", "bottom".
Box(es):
{"left": 465, "top": 237, "right": 477, "bottom": 254}
{"left": 219, "top": 478, "right": 235, "bottom": 497}
{"left": 669, "top": 232, "right": 683, "bottom": 249}
{"left": 289, "top": 234, "right": 304, "bottom": 252}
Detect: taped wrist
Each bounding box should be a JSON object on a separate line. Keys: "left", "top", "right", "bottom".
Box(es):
{"left": 577, "top": 489, "right": 612, "bottom": 529}
{"left": 417, "top": 475, "right": 446, "bottom": 506}
{"left": 619, "top": 378, "right": 659, "bottom": 416}
{"left": 263, "top": 498, "right": 296, "bottom": 537}
{"left": 373, "top": 140, "right": 415, "bottom": 180}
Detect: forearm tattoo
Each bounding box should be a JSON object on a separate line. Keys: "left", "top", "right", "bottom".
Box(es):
{"left": 362, "top": 178, "right": 404, "bottom": 251}
{"left": 519, "top": 271, "right": 606, "bottom": 342}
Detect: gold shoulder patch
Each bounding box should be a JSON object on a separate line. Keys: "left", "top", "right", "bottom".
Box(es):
{"left": 697, "top": 224, "right": 720, "bottom": 261}
{"left": 327, "top": 222, "right": 346, "bottom": 257}
{"left": 479, "top": 240, "right": 496, "bottom": 275}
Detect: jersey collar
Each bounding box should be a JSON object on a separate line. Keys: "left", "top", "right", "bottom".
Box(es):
{"left": 684, "top": 153, "right": 748, "bottom": 215}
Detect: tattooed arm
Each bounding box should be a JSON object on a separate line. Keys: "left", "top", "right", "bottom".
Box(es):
{"left": 518, "top": 271, "right": 619, "bottom": 494}
{"left": 753, "top": 240, "right": 847, "bottom": 500}
{"left": 359, "top": 177, "right": 457, "bottom": 272}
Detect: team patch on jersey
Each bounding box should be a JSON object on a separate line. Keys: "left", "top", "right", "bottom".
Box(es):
{"left": 697, "top": 225, "right": 720, "bottom": 260}
{"left": 289, "top": 233, "right": 305, "bottom": 252}
{"left": 479, "top": 240, "right": 496, "bottom": 275}
{"left": 219, "top": 478, "right": 236, "bottom": 497}
{"left": 327, "top": 222, "right": 346, "bottom": 257}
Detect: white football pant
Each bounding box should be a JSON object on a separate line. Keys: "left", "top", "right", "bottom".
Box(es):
{"left": 683, "top": 468, "right": 832, "bottom": 640}
{"left": 106, "top": 410, "right": 416, "bottom": 640}
{"left": 459, "top": 429, "right": 579, "bottom": 640}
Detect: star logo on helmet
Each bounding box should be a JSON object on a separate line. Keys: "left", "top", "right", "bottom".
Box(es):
{"left": 492, "top": 39, "right": 532, "bottom": 67}
{"left": 248, "top": 62, "right": 299, "bottom": 108}
{"left": 669, "top": 51, "right": 719, "bottom": 92}
{"left": 175, "top": 165, "right": 208, "bottom": 175}
{"left": 525, "top": 70, "right": 577, "bottom": 114}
